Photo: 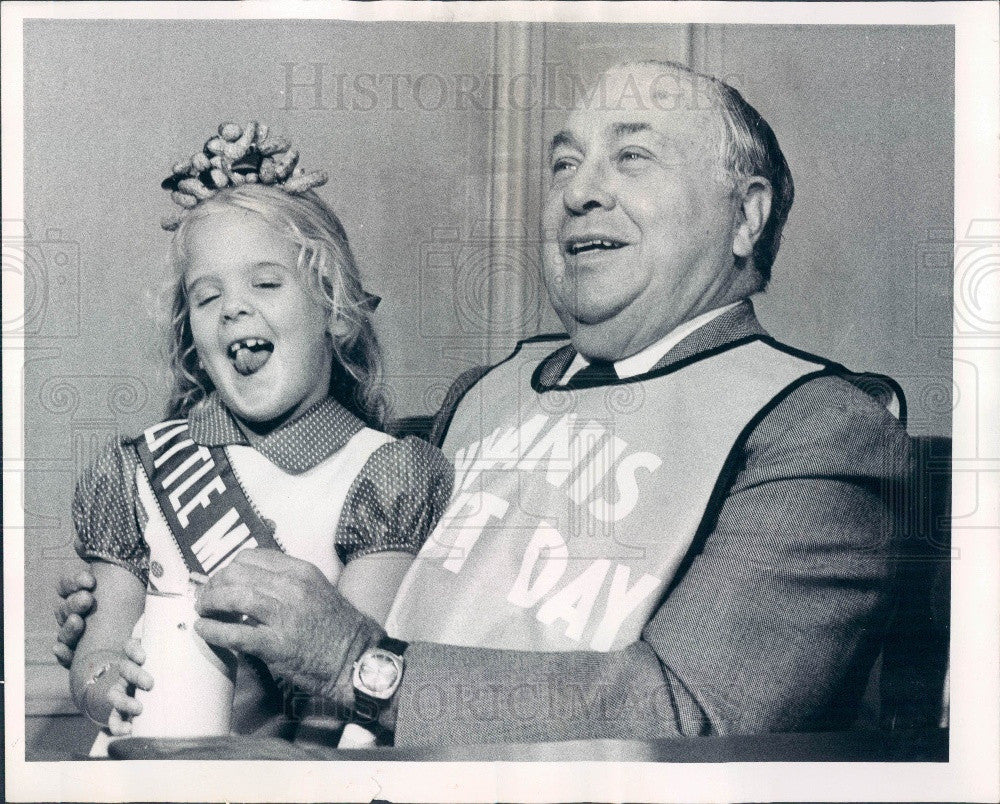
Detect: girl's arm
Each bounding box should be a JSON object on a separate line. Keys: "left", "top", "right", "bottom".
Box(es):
{"left": 336, "top": 552, "right": 414, "bottom": 625}
{"left": 69, "top": 562, "right": 146, "bottom": 724}
{"left": 334, "top": 435, "right": 454, "bottom": 627}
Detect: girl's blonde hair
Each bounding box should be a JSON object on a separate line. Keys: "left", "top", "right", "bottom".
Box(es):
{"left": 163, "top": 183, "right": 389, "bottom": 428}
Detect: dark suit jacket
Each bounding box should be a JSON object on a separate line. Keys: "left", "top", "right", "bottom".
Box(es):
{"left": 395, "top": 301, "right": 911, "bottom": 746}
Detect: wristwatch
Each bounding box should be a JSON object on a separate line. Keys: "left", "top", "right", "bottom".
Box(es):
{"left": 351, "top": 636, "right": 407, "bottom": 727}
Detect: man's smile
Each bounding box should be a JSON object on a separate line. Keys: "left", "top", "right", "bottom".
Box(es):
{"left": 563, "top": 236, "right": 629, "bottom": 256}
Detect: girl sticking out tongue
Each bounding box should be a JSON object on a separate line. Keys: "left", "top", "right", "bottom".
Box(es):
{"left": 67, "top": 130, "right": 453, "bottom": 749}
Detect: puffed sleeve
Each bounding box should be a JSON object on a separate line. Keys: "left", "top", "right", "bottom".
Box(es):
{"left": 335, "top": 436, "right": 455, "bottom": 564}
{"left": 71, "top": 438, "right": 149, "bottom": 585}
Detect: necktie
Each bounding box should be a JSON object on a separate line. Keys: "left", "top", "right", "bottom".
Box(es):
{"left": 568, "top": 358, "right": 617, "bottom": 387}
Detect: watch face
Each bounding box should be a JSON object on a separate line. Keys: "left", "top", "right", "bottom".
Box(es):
{"left": 357, "top": 650, "right": 401, "bottom": 696}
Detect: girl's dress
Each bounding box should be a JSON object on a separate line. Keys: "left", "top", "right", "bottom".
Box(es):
{"left": 73, "top": 392, "right": 453, "bottom": 735}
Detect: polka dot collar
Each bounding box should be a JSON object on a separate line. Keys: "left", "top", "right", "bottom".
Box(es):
{"left": 187, "top": 393, "right": 365, "bottom": 474}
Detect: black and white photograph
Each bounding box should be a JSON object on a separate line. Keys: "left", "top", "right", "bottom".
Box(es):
{"left": 3, "top": 2, "right": 998, "bottom": 801}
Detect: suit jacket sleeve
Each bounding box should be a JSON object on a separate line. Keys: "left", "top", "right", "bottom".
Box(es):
{"left": 392, "top": 375, "right": 911, "bottom": 747}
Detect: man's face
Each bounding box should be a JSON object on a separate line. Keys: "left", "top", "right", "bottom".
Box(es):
{"left": 542, "top": 65, "right": 745, "bottom": 360}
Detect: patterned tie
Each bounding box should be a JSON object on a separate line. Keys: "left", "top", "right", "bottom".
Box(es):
{"left": 567, "top": 358, "right": 618, "bottom": 388}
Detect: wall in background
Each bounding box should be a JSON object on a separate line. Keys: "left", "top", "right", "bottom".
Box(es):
{"left": 21, "top": 21, "right": 952, "bottom": 711}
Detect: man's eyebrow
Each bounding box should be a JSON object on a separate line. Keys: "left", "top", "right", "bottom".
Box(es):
{"left": 548, "top": 123, "right": 658, "bottom": 160}
{"left": 612, "top": 121, "right": 654, "bottom": 139}
{"left": 548, "top": 130, "right": 581, "bottom": 160}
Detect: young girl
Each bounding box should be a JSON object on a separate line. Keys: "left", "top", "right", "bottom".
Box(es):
{"left": 68, "top": 124, "right": 453, "bottom": 740}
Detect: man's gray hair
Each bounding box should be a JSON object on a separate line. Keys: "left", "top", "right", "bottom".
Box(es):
{"left": 626, "top": 60, "right": 795, "bottom": 287}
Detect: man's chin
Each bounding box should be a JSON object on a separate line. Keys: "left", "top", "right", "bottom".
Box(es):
{"left": 564, "top": 318, "right": 637, "bottom": 362}
{"left": 548, "top": 288, "right": 646, "bottom": 358}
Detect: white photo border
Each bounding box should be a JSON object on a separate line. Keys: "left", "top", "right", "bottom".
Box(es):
{"left": 3, "top": 2, "right": 998, "bottom": 802}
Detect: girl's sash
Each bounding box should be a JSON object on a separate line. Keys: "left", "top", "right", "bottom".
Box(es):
{"left": 135, "top": 419, "right": 281, "bottom": 576}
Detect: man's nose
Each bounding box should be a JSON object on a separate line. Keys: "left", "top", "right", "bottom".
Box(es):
{"left": 562, "top": 163, "right": 616, "bottom": 215}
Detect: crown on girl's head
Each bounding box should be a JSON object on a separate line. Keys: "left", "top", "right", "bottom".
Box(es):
{"left": 160, "top": 121, "right": 328, "bottom": 231}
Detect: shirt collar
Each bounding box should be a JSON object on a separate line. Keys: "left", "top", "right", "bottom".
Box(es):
{"left": 187, "top": 393, "right": 365, "bottom": 474}
{"left": 560, "top": 300, "right": 743, "bottom": 384}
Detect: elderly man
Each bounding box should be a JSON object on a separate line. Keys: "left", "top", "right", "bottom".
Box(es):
{"left": 56, "top": 61, "right": 909, "bottom": 747}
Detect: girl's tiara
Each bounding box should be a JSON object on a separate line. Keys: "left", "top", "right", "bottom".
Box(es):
{"left": 160, "top": 122, "right": 328, "bottom": 231}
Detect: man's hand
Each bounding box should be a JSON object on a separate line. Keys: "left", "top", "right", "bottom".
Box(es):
{"left": 106, "top": 638, "right": 154, "bottom": 735}
{"left": 54, "top": 547, "right": 97, "bottom": 668}
{"left": 194, "top": 549, "right": 385, "bottom": 718}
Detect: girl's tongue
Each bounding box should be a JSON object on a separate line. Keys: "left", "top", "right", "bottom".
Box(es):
{"left": 229, "top": 339, "right": 274, "bottom": 376}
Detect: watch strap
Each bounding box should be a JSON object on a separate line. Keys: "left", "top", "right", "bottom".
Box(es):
{"left": 378, "top": 635, "right": 409, "bottom": 656}
{"left": 353, "top": 691, "right": 382, "bottom": 726}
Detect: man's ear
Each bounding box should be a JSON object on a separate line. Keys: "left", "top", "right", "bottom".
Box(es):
{"left": 732, "top": 177, "right": 773, "bottom": 260}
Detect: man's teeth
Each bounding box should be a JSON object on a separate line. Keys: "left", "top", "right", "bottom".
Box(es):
{"left": 567, "top": 239, "right": 624, "bottom": 255}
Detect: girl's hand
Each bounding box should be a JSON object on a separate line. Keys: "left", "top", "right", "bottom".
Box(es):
{"left": 54, "top": 560, "right": 97, "bottom": 668}
{"left": 104, "top": 639, "right": 153, "bottom": 736}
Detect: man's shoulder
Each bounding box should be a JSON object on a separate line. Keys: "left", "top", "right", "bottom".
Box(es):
{"left": 768, "top": 369, "right": 907, "bottom": 432}
{"left": 741, "top": 369, "right": 911, "bottom": 485}
{"left": 665, "top": 300, "right": 910, "bottom": 462}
